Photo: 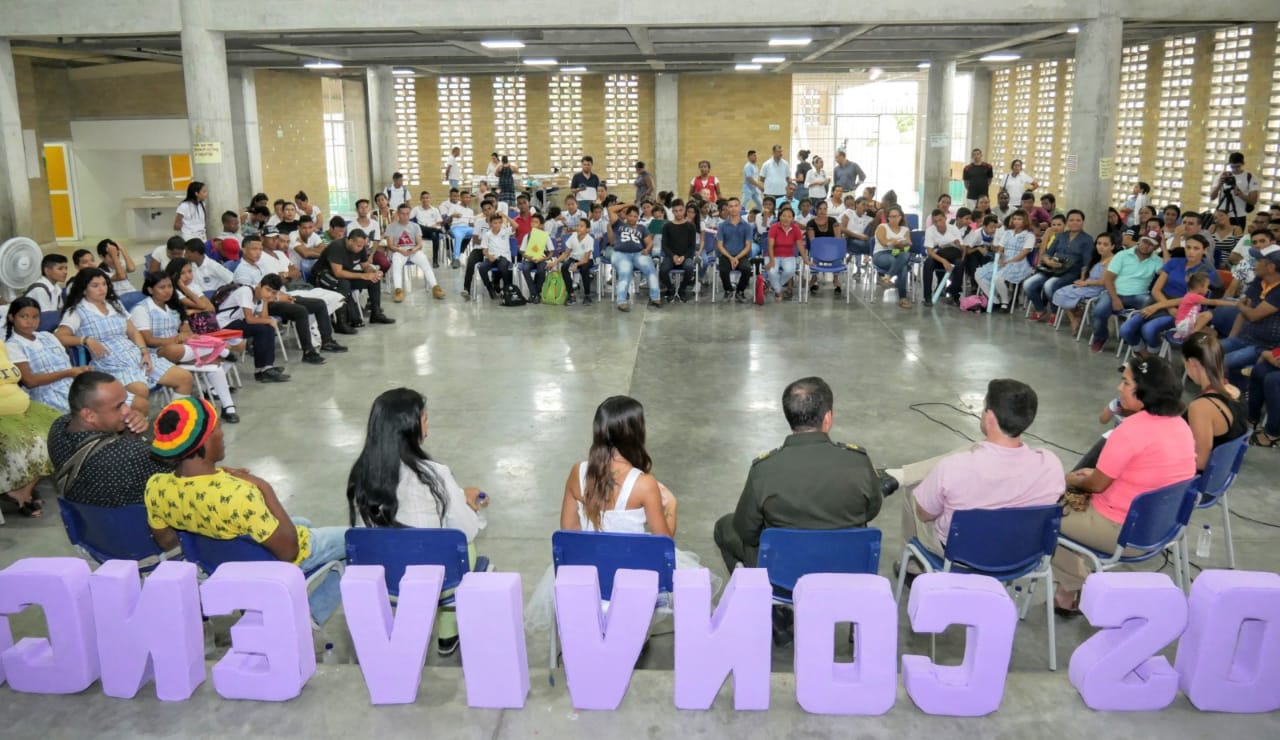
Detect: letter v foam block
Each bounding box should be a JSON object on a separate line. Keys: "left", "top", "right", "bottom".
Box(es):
{"left": 200, "top": 561, "right": 315, "bottom": 701}
{"left": 793, "top": 573, "right": 898, "bottom": 715}
{"left": 1068, "top": 572, "right": 1187, "bottom": 711}
{"left": 1175, "top": 569, "right": 1280, "bottom": 713}
{"left": 456, "top": 571, "right": 529, "bottom": 708}
{"left": 0, "top": 557, "right": 100, "bottom": 694}
{"left": 902, "top": 573, "right": 1016, "bottom": 716}
{"left": 341, "top": 564, "right": 443, "bottom": 705}
{"left": 673, "top": 567, "right": 771, "bottom": 711}
{"left": 89, "top": 560, "right": 205, "bottom": 700}
{"left": 555, "top": 565, "right": 656, "bottom": 710}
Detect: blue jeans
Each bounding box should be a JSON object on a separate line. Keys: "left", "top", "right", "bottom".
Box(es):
{"left": 872, "top": 250, "right": 911, "bottom": 296}
{"left": 1118, "top": 312, "right": 1176, "bottom": 352}
{"left": 1210, "top": 305, "right": 1239, "bottom": 338}
{"left": 613, "top": 251, "right": 659, "bottom": 303}
{"left": 1219, "top": 337, "right": 1265, "bottom": 387}
{"left": 1247, "top": 359, "right": 1280, "bottom": 435}
{"left": 290, "top": 517, "right": 347, "bottom": 626}
{"left": 1091, "top": 294, "right": 1150, "bottom": 343}
{"left": 768, "top": 256, "right": 798, "bottom": 295}
{"left": 450, "top": 226, "right": 474, "bottom": 259}
{"left": 1024, "top": 273, "right": 1071, "bottom": 312}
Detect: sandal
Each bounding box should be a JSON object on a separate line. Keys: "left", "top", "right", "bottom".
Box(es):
{"left": 1251, "top": 430, "right": 1280, "bottom": 448}
{"left": 1053, "top": 589, "right": 1081, "bottom": 618}
{"left": 2, "top": 493, "right": 43, "bottom": 518}
{"left": 898, "top": 299, "right": 912, "bottom": 310}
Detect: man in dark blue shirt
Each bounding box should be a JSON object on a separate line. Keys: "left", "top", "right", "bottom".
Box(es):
{"left": 716, "top": 197, "right": 756, "bottom": 302}
{"left": 570, "top": 156, "right": 601, "bottom": 216}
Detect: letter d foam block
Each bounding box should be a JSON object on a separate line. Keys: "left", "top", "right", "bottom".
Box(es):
{"left": 0, "top": 557, "right": 100, "bottom": 694}
{"left": 793, "top": 573, "right": 898, "bottom": 715}
{"left": 457, "top": 571, "right": 529, "bottom": 708}
{"left": 555, "top": 566, "right": 656, "bottom": 710}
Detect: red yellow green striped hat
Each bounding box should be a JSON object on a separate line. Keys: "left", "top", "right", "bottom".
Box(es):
{"left": 151, "top": 397, "right": 219, "bottom": 459}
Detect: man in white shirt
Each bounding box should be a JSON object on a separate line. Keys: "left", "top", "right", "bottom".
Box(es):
{"left": 24, "top": 254, "right": 68, "bottom": 313}
{"left": 445, "top": 147, "right": 463, "bottom": 190}
{"left": 346, "top": 199, "right": 381, "bottom": 243}
{"left": 288, "top": 220, "right": 325, "bottom": 272}
{"left": 1209, "top": 151, "right": 1261, "bottom": 228}
{"left": 383, "top": 172, "right": 411, "bottom": 211}
{"left": 922, "top": 208, "right": 965, "bottom": 307}
{"left": 215, "top": 273, "right": 289, "bottom": 383}
{"left": 259, "top": 229, "right": 345, "bottom": 320}
{"left": 146, "top": 236, "right": 187, "bottom": 275}
{"left": 760, "top": 144, "right": 791, "bottom": 202}
{"left": 182, "top": 241, "right": 233, "bottom": 292}
{"left": 447, "top": 191, "right": 478, "bottom": 268}
{"left": 231, "top": 234, "right": 345, "bottom": 359}
{"left": 293, "top": 191, "right": 322, "bottom": 222}
{"left": 742, "top": 149, "right": 763, "bottom": 211}
{"left": 997, "top": 159, "right": 1038, "bottom": 197}
{"left": 386, "top": 203, "right": 444, "bottom": 303}
{"left": 409, "top": 190, "right": 445, "bottom": 267}
{"left": 477, "top": 211, "right": 515, "bottom": 299}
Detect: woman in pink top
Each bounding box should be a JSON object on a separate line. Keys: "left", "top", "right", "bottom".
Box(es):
{"left": 766, "top": 205, "right": 810, "bottom": 302}
{"left": 1052, "top": 356, "right": 1196, "bottom": 615}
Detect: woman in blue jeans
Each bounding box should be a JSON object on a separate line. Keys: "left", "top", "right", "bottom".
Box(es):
{"left": 873, "top": 206, "right": 913, "bottom": 309}
{"left": 608, "top": 203, "right": 660, "bottom": 311}
{"left": 1118, "top": 234, "right": 1220, "bottom": 354}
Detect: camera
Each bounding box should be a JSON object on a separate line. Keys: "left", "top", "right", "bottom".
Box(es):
{"left": 1222, "top": 173, "right": 1237, "bottom": 192}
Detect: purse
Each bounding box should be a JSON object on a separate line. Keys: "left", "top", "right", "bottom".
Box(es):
{"left": 185, "top": 334, "right": 229, "bottom": 367}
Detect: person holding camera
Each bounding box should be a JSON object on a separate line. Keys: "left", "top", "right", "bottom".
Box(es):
{"left": 1210, "top": 152, "right": 1260, "bottom": 229}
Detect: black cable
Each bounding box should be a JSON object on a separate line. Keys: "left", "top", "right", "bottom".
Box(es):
{"left": 908, "top": 402, "right": 1086, "bottom": 456}
{"left": 1230, "top": 509, "right": 1280, "bottom": 529}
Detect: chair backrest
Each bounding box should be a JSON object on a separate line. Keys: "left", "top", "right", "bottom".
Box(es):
{"left": 58, "top": 499, "right": 167, "bottom": 565}
{"left": 551, "top": 530, "right": 675, "bottom": 600}
{"left": 909, "top": 229, "right": 926, "bottom": 254}
{"left": 757, "top": 527, "right": 881, "bottom": 592}
{"left": 808, "top": 237, "right": 848, "bottom": 264}
{"left": 944, "top": 505, "right": 1062, "bottom": 575}
{"left": 1118, "top": 478, "right": 1198, "bottom": 551}
{"left": 119, "top": 292, "right": 147, "bottom": 313}
{"left": 38, "top": 310, "right": 61, "bottom": 333}
{"left": 906, "top": 213, "right": 920, "bottom": 230}
{"left": 1193, "top": 433, "right": 1250, "bottom": 505}
{"left": 223, "top": 259, "right": 241, "bottom": 274}
{"left": 177, "top": 531, "right": 275, "bottom": 576}
{"left": 344, "top": 528, "right": 471, "bottom": 597}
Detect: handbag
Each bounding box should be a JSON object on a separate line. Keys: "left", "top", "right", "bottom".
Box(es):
{"left": 185, "top": 334, "right": 229, "bottom": 367}
{"left": 188, "top": 311, "right": 220, "bottom": 335}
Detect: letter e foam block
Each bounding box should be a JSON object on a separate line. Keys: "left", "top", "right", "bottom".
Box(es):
{"left": 456, "top": 571, "right": 529, "bottom": 708}
{"left": 1068, "top": 572, "right": 1187, "bottom": 711}
{"left": 1175, "top": 569, "right": 1280, "bottom": 713}
{"left": 0, "top": 557, "right": 100, "bottom": 694}
{"left": 555, "top": 565, "right": 656, "bottom": 710}
{"left": 902, "top": 573, "right": 1016, "bottom": 716}
{"left": 793, "top": 573, "right": 897, "bottom": 715}
{"left": 341, "top": 564, "right": 443, "bottom": 705}
{"left": 673, "top": 567, "right": 771, "bottom": 711}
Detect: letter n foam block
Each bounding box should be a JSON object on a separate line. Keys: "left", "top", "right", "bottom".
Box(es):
{"left": 902, "top": 573, "right": 1016, "bottom": 716}
{"left": 555, "top": 565, "right": 656, "bottom": 710}
{"left": 673, "top": 567, "right": 771, "bottom": 711}
{"left": 89, "top": 560, "right": 205, "bottom": 701}
{"left": 0, "top": 557, "right": 100, "bottom": 694}
{"left": 1068, "top": 572, "right": 1187, "bottom": 712}
{"left": 1175, "top": 569, "right": 1280, "bottom": 713}
{"left": 793, "top": 573, "right": 897, "bottom": 715}
{"left": 456, "top": 571, "right": 529, "bottom": 708}
{"left": 341, "top": 564, "right": 443, "bottom": 705}
{"left": 200, "top": 561, "right": 315, "bottom": 701}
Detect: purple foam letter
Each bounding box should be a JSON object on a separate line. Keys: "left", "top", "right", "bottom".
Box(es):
{"left": 89, "top": 559, "right": 206, "bottom": 700}
{"left": 1175, "top": 569, "right": 1280, "bottom": 713}
{"left": 902, "top": 573, "right": 1016, "bottom": 716}
{"left": 200, "top": 561, "right": 315, "bottom": 701}
{"left": 341, "top": 564, "right": 443, "bottom": 705}
{"left": 1068, "top": 572, "right": 1187, "bottom": 711}
{"left": 0, "top": 614, "right": 10, "bottom": 686}
{"left": 793, "top": 573, "right": 898, "bottom": 715}
{"left": 456, "top": 571, "right": 529, "bottom": 708}
{"left": 0, "top": 558, "right": 99, "bottom": 694}
{"left": 554, "top": 566, "right": 656, "bottom": 710}
{"left": 673, "top": 567, "right": 771, "bottom": 711}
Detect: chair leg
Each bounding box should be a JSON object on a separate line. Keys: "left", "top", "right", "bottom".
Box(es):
{"left": 1221, "top": 494, "right": 1236, "bottom": 569}
{"left": 548, "top": 612, "right": 558, "bottom": 685}
{"left": 894, "top": 546, "right": 910, "bottom": 602}
{"left": 1045, "top": 569, "right": 1057, "bottom": 671}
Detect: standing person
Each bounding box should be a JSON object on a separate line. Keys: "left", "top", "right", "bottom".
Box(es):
{"left": 659, "top": 200, "right": 699, "bottom": 303}
{"left": 997, "top": 159, "right": 1038, "bottom": 197}
{"left": 742, "top": 150, "right": 763, "bottom": 211}
{"left": 485, "top": 152, "right": 500, "bottom": 180}
{"left": 496, "top": 155, "right": 518, "bottom": 206}
{"left": 607, "top": 203, "right": 661, "bottom": 312}
{"left": 766, "top": 205, "right": 809, "bottom": 303}
{"left": 832, "top": 149, "right": 866, "bottom": 196}
{"left": 873, "top": 206, "right": 913, "bottom": 310}
{"left": 444, "top": 147, "right": 464, "bottom": 191}
{"left": 385, "top": 203, "right": 445, "bottom": 302}
{"left": 1122, "top": 182, "right": 1151, "bottom": 227}
{"left": 571, "top": 156, "right": 601, "bottom": 215}
{"left": 1209, "top": 152, "right": 1260, "bottom": 229}
{"left": 716, "top": 197, "right": 754, "bottom": 303}
{"left": 383, "top": 172, "right": 411, "bottom": 210}
{"left": 689, "top": 160, "right": 721, "bottom": 202}
{"left": 634, "top": 161, "right": 655, "bottom": 206}
{"left": 803, "top": 156, "right": 830, "bottom": 209}
{"left": 761, "top": 145, "right": 791, "bottom": 203}
{"left": 962, "top": 149, "right": 994, "bottom": 208}
{"left": 174, "top": 181, "right": 208, "bottom": 241}
{"left": 793, "top": 150, "right": 812, "bottom": 188}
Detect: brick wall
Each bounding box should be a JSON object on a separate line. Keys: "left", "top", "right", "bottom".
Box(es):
{"left": 254, "top": 70, "right": 330, "bottom": 217}
{"left": 70, "top": 70, "right": 187, "bottom": 119}
{"left": 677, "top": 73, "right": 792, "bottom": 201}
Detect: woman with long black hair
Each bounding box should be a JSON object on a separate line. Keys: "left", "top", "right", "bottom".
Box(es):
{"left": 174, "top": 181, "right": 208, "bottom": 241}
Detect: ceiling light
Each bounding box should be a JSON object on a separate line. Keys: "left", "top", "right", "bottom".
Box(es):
{"left": 481, "top": 40, "right": 525, "bottom": 49}
{"left": 752, "top": 55, "right": 786, "bottom": 64}
{"left": 980, "top": 53, "right": 1021, "bottom": 62}
{"left": 1067, "top": 25, "right": 1080, "bottom": 34}
{"left": 735, "top": 63, "right": 763, "bottom": 71}
{"left": 392, "top": 68, "right": 414, "bottom": 76}
{"left": 768, "top": 37, "right": 811, "bottom": 47}
{"left": 918, "top": 61, "right": 931, "bottom": 69}
{"left": 522, "top": 58, "right": 557, "bottom": 66}
{"left": 868, "top": 67, "right": 884, "bottom": 80}
{"left": 560, "top": 66, "right": 588, "bottom": 73}
{"left": 303, "top": 61, "right": 342, "bottom": 69}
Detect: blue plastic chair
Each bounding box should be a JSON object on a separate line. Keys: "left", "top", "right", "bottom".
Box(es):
{"left": 176, "top": 530, "right": 342, "bottom": 596}
{"left": 757, "top": 527, "right": 881, "bottom": 604}
{"left": 38, "top": 310, "right": 61, "bottom": 332}
{"left": 801, "top": 237, "right": 852, "bottom": 304}
{"left": 906, "top": 213, "right": 920, "bottom": 230}
{"left": 1189, "top": 433, "right": 1249, "bottom": 569}
{"left": 1057, "top": 478, "right": 1198, "bottom": 592}
{"left": 895, "top": 505, "right": 1062, "bottom": 670}
{"left": 119, "top": 292, "right": 147, "bottom": 313}
{"left": 344, "top": 528, "right": 489, "bottom": 604}
{"left": 223, "top": 259, "right": 241, "bottom": 274}
{"left": 58, "top": 499, "right": 174, "bottom": 572}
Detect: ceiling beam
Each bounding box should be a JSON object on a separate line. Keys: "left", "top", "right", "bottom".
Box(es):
{"left": 775, "top": 25, "right": 877, "bottom": 72}
{"left": 256, "top": 43, "right": 349, "bottom": 62}
{"left": 953, "top": 24, "right": 1076, "bottom": 62}
{"left": 626, "top": 25, "right": 665, "bottom": 70}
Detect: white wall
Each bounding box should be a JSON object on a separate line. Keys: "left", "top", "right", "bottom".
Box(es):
{"left": 69, "top": 119, "right": 191, "bottom": 240}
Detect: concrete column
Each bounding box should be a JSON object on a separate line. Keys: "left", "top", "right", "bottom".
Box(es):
{"left": 179, "top": 0, "right": 240, "bottom": 220}
{"left": 1065, "top": 14, "right": 1122, "bottom": 226}
{"left": 968, "top": 68, "right": 992, "bottom": 156}
{"left": 228, "top": 69, "right": 263, "bottom": 202}
{"left": 654, "top": 72, "right": 678, "bottom": 195}
{"left": 922, "top": 59, "right": 956, "bottom": 207}
{"left": 0, "top": 40, "right": 33, "bottom": 239}
{"left": 365, "top": 65, "right": 398, "bottom": 193}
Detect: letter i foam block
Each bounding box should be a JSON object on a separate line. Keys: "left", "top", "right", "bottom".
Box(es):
{"left": 456, "top": 571, "right": 529, "bottom": 708}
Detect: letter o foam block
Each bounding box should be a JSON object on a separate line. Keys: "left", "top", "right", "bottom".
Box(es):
{"left": 1174, "top": 569, "right": 1280, "bottom": 713}
{"left": 0, "top": 557, "right": 100, "bottom": 694}
{"left": 793, "top": 573, "right": 898, "bottom": 715}
{"left": 555, "top": 565, "right": 656, "bottom": 710}
{"left": 200, "top": 561, "right": 315, "bottom": 701}
{"left": 902, "top": 573, "right": 1016, "bottom": 716}
{"left": 89, "top": 560, "right": 206, "bottom": 701}
{"left": 456, "top": 571, "right": 529, "bottom": 708}
{"left": 1068, "top": 572, "right": 1187, "bottom": 712}
{"left": 341, "top": 564, "right": 443, "bottom": 705}
{"left": 673, "top": 567, "right": 771, "bottom": 711}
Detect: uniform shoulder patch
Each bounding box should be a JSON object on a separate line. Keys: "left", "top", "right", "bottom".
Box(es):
{"left": 835, "top": 441, "right": 866, "bottom": 454}
{"left": 752, "top": 446, "right": 782, "bottom": 465}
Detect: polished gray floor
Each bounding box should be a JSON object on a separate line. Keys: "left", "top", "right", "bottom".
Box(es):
{"left": 4, "top": 266, "right": 1279, "bottom": 737}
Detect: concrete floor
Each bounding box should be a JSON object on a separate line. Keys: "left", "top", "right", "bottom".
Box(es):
{"left": 3, "top": 262, "right": 1279, "bottom": 737}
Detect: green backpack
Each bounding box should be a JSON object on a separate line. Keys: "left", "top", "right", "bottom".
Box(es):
{"left": 541, "top": 271, "right": 567, "bottom": 305}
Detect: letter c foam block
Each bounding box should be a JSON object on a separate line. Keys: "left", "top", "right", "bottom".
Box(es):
{"left": 0, "top": 557, "right": 100, "bottom": 694}
{"left": 793, "top": 573, "right": 898, "bottom": 715}
{"left": 673, "top": 567, "right": 771, "bottom": 711}
{"left": 555, "top": 565, "right": 656, "bottom": 710}
{"left": 200, "top": 561, "right": 315, "bottom": 701}
{"left": 1175, "top": 569, "right": 1280, "bottom": 713}
{"left": 1068, "top": 572, "right": 1187, "bottom": 712}
{"left": 456, "top": 571, "right": 529, "bottom": 708}
{"left": 341, "top": 565, "right": 443, "bottom": 705}
{"left": 902, "top": 573, "right": 1016, "bottom": 716}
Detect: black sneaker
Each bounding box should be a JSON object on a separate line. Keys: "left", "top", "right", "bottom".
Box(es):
{"left": 370, "top": 313, "right": 396, "bottom": 325}
{"left": 582, "top": 296, "right": 593, "bottom": 306}
{"left": 221, "top": 409, "right": 241, "bottom": 424}
{"left": 648, "top": 300, "right": 662, "bottom": 309}
{"left": 771, "top": 605, "right": 795, "bottom": 647}
{"left": 255, "top": 368, "right": 290, "bottom": 383}
{"left": 436, "top": 635, "right": 459, "bottom": 656}
{"left": 320, "top": 340, "right": 348, "bottom": 353}
{"left": 487, "top": 288, "right": 497, "bottom": 300}
{"left": 302, "top": 350, "right": 326, "bottom": 365}
{"left": 735, "top": 291, "right": 747, "bottom": 303}
{"left": 333, "top": 324, "right": 358, "bottom": 336}
{"left": 566, "top": 295, "right": 577, "bottom": 305}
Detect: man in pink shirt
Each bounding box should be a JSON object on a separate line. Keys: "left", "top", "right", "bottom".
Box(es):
{"left": 893, "top": 379, "right": 1065, "bottom": 569}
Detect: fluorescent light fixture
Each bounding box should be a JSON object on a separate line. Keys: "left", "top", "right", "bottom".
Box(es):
{"left": 522, "top": 58, "right": 557, "bottom": 65}
{"left": 392, "top": 68, "right": 414, "bottom": 76}
{"left": 918, "top": 61, "right": 931, "bottom": 69}
{"left": 980, "top": 53, "right": 1021, "bottom": 62}
{"left": 303, "top": 60, "right": 342, "bottom": 69}
{"left": 768, "top": 37, "right": 811, "bottom": 47}
{"left": 1067, "top": 25, "right": 1080, "bottom": 34}
{"left": 481, "top": 40, "right": 525, "bottom": 49}
{"left": 560, "top": 66, "right": 588, "bottom": 73}
{"left": 752, "top": 55, "right": 786, "bottom": 64}
{"left": 735, "top": 63, "right": 763, "bottom": 71}
{"left": 868, "top": 66, "right": 884, "bottom": 80}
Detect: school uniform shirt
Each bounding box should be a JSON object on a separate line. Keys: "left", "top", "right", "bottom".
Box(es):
{"left": 998, "top": 170, "right": 1036, "bottom": 195}
{"left": 24, "top": 276, "right": 64, "bottom": 313}
{"left": 4, "top": 332, "right": 73, "bottom": 413}
{"left": 233, "top": 258, "right": 272, "bottom": 287}
{"left": 843, "top": 211, "right": 874, "bottom": 239}
{"left": 761, "top": 158, "right": 790, "bottom": 196}
{"left": 289, "top": 232, "right": 324, "bottom": 266}
{"left": 924, "top": 224, "right": 963, "bottom": 252}
{"left": 345, "top": 218, "right": 381, "bottom": 242}
{"left": 147, "top": 244, "right": 171, "bottom": 271}
{"left": 445, "top": 156, "right": 463, "bottom": 183}
{"left": 258, "top": 250, "right": 293, "bottom": 278}
{"left": 215, "top": 286, "right": 264, "bottom": 328}
{"left": 410, "top": 205, "right": 443, "bottom": 229}
{"left": 176, "top": 200, "right": 207, "bottom": 240}
{"left": 565, "top": 234, "right": 595, "bottom": 261}
{"left": 192, "top": 259, "right": 234, "bottom": 292}
{"left": 384, "top": 185, "right": 411, "bottom": 210}
{"left": 480, "top": 226, "right": 513, "bottom": 260}
{"left": 562, "top": 208, "right": 586, "bottom": 230}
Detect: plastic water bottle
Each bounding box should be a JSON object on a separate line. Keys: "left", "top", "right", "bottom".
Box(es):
{"left": 476, "top": 492, "right": 489, "bottom": 530}
{"left": 322, "top": 643, "right": 337, "bottom": 665}
{"left": 1196, "top": 525, "right": 1212, "bottom": 558}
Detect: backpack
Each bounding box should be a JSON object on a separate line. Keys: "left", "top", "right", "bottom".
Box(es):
{"left": 960, "top": 294, "right": 988, "bottom": 312}
{"left": 501, "top": 284, "right": 527, "bottom": 307}
{"left": 210, "top": 283, "right": 240, "bottom": 308}
{"left": 541, "top": 271, "right": 567, "bottom": 305}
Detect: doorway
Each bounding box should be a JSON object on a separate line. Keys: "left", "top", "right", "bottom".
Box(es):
{"left": 43, "top": 142, "right": 80, "bottom": 241}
